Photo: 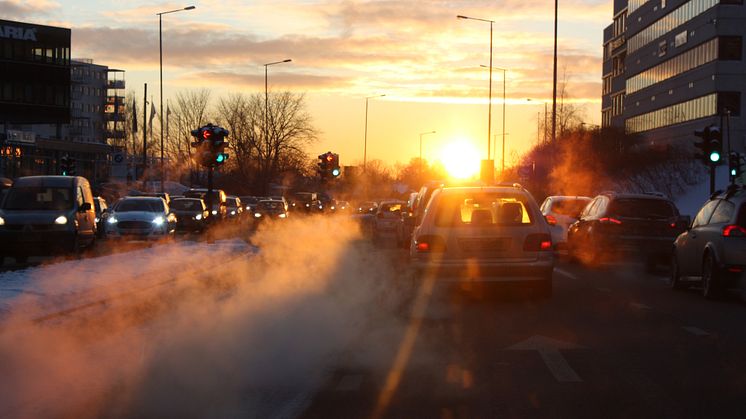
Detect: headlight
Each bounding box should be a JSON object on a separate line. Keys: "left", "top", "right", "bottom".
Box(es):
{"left": 331, "top": 206, "right": 336, "bottom": 210}
{"left": 254, "top": 213, "right": 262, "bottom": 218}
{"left": 195, "top": 214, "right": 203, "bottom": 220}
{"left": 246, "top": 205, "right": 251, "bottom": 210}
{"left": 0, "top": 216, "right": 4, "bottom": 225}
{"left": 152, "top": 216, "right": 165, "bottom": 226}
{"left": 95, "top": 217, "right": 100, "bottom": 223}
{"left": 305, "top": 203, "right": 310, "bottom": 208}
{"left": 107, "top": 216, "right": 118, "bottom": 224}
{"left": 212, "top": 210, "right": 218, "bottom": 215}
{"left": 231, "top": 210, "right": 236, "bottom": 215}
{"left": 54, "top": 215, "right": 68, "bottom": 225}
{"left": 278, "top": 213, "right": 287, "bottom": 218}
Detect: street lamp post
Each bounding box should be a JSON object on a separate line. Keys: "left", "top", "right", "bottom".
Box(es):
{"left": 157, "top": 5, "right": 195, "bottom": 193}
{"left": 363, "top": 94, "right": 385, "bottom": 172}
{"left": 458, "top": 14, "right": 495, "bottom": 160}
{"left": 552, "top": 0, "right": 558, "bottom": 146}
{"left": 419, "top": 130, "right": 436, "bottom": 179}
{"left": 263, "top": 59, "right": 292, "bottom": 153}
{"left": 481, "top": 65, "right": 506, "bottom": 173}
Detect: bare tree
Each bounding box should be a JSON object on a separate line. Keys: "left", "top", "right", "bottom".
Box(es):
{"left": 165, "top": 89, "right": 212, "bottom": 182}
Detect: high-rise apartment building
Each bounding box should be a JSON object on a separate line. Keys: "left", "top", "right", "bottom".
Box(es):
{"left": 602, "top": 0, "right": 745, "bottom": 149}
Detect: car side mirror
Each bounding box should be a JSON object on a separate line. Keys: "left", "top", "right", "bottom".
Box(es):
{"left": 79, "top": 202, "right": 92, "bottom": 212}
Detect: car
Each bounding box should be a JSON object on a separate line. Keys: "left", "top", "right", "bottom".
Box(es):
{"left": 106, "top": 196, "right": 176, "bottom": 241}
{"left": 412, "top": 181, "right": 445, "bottom": 226}
{"left": 0, "top": 176, "right": 97, "bottom": 264}
{"left": 170, "top": 197, "right": 209, "bottom": 234}
{"left": 410, "top": 185, "right": 554, "bottom": 297}
{"left": 93, "top": 196, "right": 110, "bottom": 238}
{"left": 184, "top": 188, "right": 227, "bottom": 222}
{"left": 373, "top": 200, "right": 406, "bottom": 245}
{"left": 253, "top": 199, "right": 289, "bottom": 224}
{"left": 137, "top": 192, "right": 171, "bottom": 206}
{"left": 540, "top": 195, "right": 592, "bottom": 250}
{"left": 239, "top": 196, "right": 260, "bottom": 213}
{"left": 356, "top": 201, "right": 378, "bottom": 214}
{"left": 226, "top": 196, "right": 244, "bottom": 223}
{"left": 567, "top": 192, "right": 688, "bottom": 268}
{"left": 671, "top": 186, "right": 746, "bottom": 298}
{"left": 330, "top": 200, "right": 350, "bottom": 213}
{"left": 402, "top": 192, "right": 421, "bottom": 245}
{"left": 292, "top": 192, "right": 321, "bottom": 213}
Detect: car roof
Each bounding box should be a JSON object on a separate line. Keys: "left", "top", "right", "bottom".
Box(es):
{"left": 439, "top": 186, "right": 529, "bottom": 194}
{"left": 600, "top": 192, "right": 671, "bottom": 201}
{"left": 12, "top": 176, "right": 76, "bottom": 188}
{"left": 172, "top": 197, "right": 202, "bottom": 201}
{"left": 120, "top": 196, "right": 164, "bottom": 202}
{"left": 547, "top": 195, "right": 591, "bottom": 201}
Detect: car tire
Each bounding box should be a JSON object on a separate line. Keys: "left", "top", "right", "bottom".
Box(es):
{"left": 670, "top": 253, "right": 684, "bottom": 290}
{"left": 702, "top": 253, "right": 720, "bottom": 299}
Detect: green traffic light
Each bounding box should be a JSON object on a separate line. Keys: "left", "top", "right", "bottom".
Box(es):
{"left": 710, "top": 151, "right": 721, "bottom": 163}
{"left": 216, "top": 154, "right": 226, "bottom": 163}
{"left": 731, "top": 168, "right": 737, "bottom": 176}
{"left": 332, "top": 168, "right": 340, "bottom": 177}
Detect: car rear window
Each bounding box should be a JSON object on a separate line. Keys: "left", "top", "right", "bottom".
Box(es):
{"left": 434, "top": 192, "right": 534, "bottom": 227}
{"left": 551, "top": 199, "right": 590, "bottom": 217}
{"left": 380, "top": 203, "right": 403, "bottom": 213}
{"left": 2, "top": 187, "right": 73, "bottom": 210}
{"left": 115, "top": 199, "right": 164, "bottom": 213}
{"left": 258, "top": 201, "right": 283, "bottom": 210}
{"left": 608, "top": 198, "right": 676, "bottom": 219}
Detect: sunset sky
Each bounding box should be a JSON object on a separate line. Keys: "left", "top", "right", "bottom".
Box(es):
{"left": 4, "top": 0, "right": 609, "bottom": 169}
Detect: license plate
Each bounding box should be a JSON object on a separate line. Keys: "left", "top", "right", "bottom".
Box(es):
{"left": 459, "top": 238, "right": 509, "bottom": 252}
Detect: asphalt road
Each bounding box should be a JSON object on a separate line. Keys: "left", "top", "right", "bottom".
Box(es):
{"left": 301, "top": 258, "right": 746, "bottom": 419}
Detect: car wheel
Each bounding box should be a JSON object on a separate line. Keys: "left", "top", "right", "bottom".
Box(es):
{"left": 670, "top": 253, "right": 684, "bottom": 290}
{"left": 702, "top": 253, "right": 720, "bottom": 299}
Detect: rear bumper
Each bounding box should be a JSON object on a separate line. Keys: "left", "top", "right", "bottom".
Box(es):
{"left": 600, "top": 235, "right": 675, "bottom": 257}
{"left": 411, "top": 257, "right": 554, "bottom": 282}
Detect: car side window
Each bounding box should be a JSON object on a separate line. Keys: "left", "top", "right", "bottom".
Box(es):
{"left": 540, "top": 198, "right": 550, "bottom": 214}
{"left": 76, "top": 187, "right": 85, "bottom": 208}
{"left": 581, "top": 198, "right": 599, "bottom": 219}
{"left": 692, "top": 200, "right": 719, "bottom": 228}
{"left": 709, "top": 200, "right": 735, "bottom": 224}
{"left": 594, "top": 197, "right": 609, "bottom": 217}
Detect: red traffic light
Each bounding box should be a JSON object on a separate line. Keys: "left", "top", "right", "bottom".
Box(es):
{"left": 326, "top": 154, "right": 333, "bottom": 162}
{"left": 202, "top": 129, "right": 212, "bottom": 140}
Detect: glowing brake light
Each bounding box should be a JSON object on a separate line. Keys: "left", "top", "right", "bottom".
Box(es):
{"left": 540, "top": 240, "right": 552, "bottom": 251}
{"left": 545, "top": 215, "right": 557, "bottom": 226}
{"left": 415, "top": 235, "right": 446, "bottom": 253}
{"left": 723, "top": 225, "right": 746, "bottom": 237}
{"left": 599, "top": 217, "right": 622, "bottom": 225}
{"left": 416, "top": 242, "right": 430, "bottom": 252}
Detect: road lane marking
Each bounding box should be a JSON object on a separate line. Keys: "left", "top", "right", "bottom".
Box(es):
{"left": 682, "top": 326, "right": 710, "bottom": 336}
{"left": 507, "top": 335, "right": 585, "bottom": 382}
{"left": 334, "top": 374, "right": 363, "bottom": 392}
{"left": 553, "top": 268, "right": 578, "bottom": 280}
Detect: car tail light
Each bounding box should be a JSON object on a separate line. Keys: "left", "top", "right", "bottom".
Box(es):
{"left": 524, "top": 233, "right": 552, "bottom": 251}
{"left": 599, "top": 217, "right": 622, "bottom": 225}
{"left": 545, "top": 215, "right": 557, "bottom": 226}
{"left": 415, "top": 235, "right": 446, "bottom": 253}
{"left": 723, "top": 225, "right": 746, "bottom": 237}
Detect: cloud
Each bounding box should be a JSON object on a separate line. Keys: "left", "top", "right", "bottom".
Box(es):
{"left": 0, "top": 0, "right": 60, "bottom": 20}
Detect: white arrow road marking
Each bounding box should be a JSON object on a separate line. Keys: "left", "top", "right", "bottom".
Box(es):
{"left": 682, "top": 326, "right": 710, "bottom": 336}
{"left": 553, "top": 268, "right": 578, "bottom": 280}
{"left": 506, "top": 335, "right": 585, "bottom": 382}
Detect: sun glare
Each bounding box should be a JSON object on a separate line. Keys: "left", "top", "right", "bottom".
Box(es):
{"left": 439, "top": 140, "right": 481, "bottom": 179}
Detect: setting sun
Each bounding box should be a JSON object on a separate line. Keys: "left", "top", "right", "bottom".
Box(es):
{"left": 439, "top": 140, "right": 481, "bottom": 179}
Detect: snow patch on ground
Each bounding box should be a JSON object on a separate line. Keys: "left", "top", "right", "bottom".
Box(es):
{"left": 0, "top": 239, "right": 254, "bottom": 320}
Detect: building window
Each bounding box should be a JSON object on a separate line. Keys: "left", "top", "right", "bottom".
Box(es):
{"left": 625, "top": 93, "right": 717, "bottom": 133}
{"left": 613, "top": 51, "right": 626, "bottom": 76}
{"left": 603, "top": 75, "right": 612, "bottom": 95}
{"left": 629, "top": 0, "right": 649, "bottom": 13}
{"left": 628, "top": 0, "right": 719, "bottom": 54}
{"left": 626, "top": 37, "right": 718, "bottom": 94}
{"left": 614, "top": 11, "right": 627, "bottom": 38}
{"left": 612, "top": 93, "right": 626, "bottom": 117}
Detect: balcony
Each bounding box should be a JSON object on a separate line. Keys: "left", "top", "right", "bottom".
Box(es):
{"left": 106, "top": 80, "right": 125, "bottom": 89}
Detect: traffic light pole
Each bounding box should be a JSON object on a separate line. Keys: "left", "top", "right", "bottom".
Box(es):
{"left": 207, "top": 166, "right": 214, "bottom": 244}
{"left": 710, "top": 164, "right": 716, "bottom": 196}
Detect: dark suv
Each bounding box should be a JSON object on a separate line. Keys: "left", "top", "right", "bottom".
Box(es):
{"left": 567, "top": 192, "right": 688, "bottom": 268}
{"left": 671, "top": 186, "right": 746, "bottom": 298}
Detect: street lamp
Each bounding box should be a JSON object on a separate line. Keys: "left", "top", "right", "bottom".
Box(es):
{"left": 263, "top": 59, "right": 292, "bottom": 151}
{"left": 363, "top": 94, "right": 385, "bottom": 172}
{"left": 552, "top": 0, "right": 558, "bottom": 146}
{"left": 527, "top": 98, "right": 549, "bottom": 144}
{"left": 481, "top": 65, "right": 506, "bottom": 173}
{"left": 419, "top": 130, "right": 436, "bottom": 179}
{"left": 158, "top": 5, "right": 195, "bottom": 192}
{"left": 458, "top": 14, "right": 495, "bottom": 160}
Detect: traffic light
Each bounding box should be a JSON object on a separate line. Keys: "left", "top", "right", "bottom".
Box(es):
{"left": 60, "top": 154, "right": 76, "bottom": 176}
{"left": 330, "top": 153, "right": 341, "bottom": 177}
{"left": 317, "top": 152, "right": 340, "bottom": 178}
{"left": 190, "top": 124, "right": 229, "bottom": 167}
{"left": 694, "top": 125, "right": 723, "bottom": 165}
{"left": 730, "top": 152, "right": 743, "bottom": 181}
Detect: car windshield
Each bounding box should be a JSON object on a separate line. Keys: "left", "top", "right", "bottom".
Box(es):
{"left": 608, "top": 198, "right": 676, "bottom": 219}
{"left": 242, "top": 197, "right": 258, "bottom": 204}
{"left": 380, "top": 202, "right": 403, "bottom": 216}
{"left": 2, "top": 187, "right": 73, "bottom": 210}
{"left": 115, "top": 199, "right": 164, "bottom": 213}
{"left": 170, "top": 199, "right": 202, "bottom": 211}
{"left": 552, "top": 199, "right": 590, "bottom": 217}
{"left": 258, "top": 201, "right": 283, "bottom": 210}
{"left": 434, "top": 192, "right": 533, "bottom": 227}
{"left": 226, "top": 198, "right": 239, "bottom": 207}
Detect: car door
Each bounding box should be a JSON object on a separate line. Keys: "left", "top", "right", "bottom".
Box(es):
{"left": 75, "top": 185, "right": 96, "bottom": 239}
{"left": 679, "top": 200, "right": 719, "bottom": 275}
